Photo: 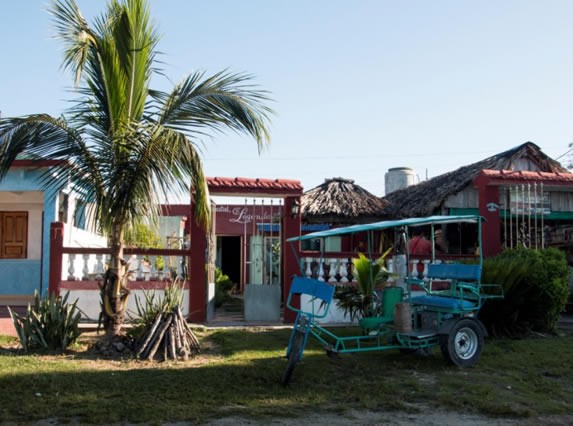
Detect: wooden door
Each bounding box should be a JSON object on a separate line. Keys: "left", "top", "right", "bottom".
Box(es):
{"left": 0, "top": 212, "right": 28, "bottom": 258}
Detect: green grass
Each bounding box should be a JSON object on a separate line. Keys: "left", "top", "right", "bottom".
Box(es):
{"left": 1, "top": 327, "right": 572, "bottom": 424}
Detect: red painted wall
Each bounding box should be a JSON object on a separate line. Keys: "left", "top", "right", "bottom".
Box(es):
{"left": 214, "top": 204, "right": 283, "bottom": 235}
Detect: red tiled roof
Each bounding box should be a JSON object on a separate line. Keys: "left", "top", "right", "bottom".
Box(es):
{"left": 476, "top": 169, "right": 573, "bottom": 186}
{"left": 206, "top": 177, "right": 303, "bottom": 196}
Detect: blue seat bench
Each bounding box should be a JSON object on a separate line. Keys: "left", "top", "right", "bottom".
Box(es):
{"left": 408, "top": 263, "right": 482, "bottom": 312}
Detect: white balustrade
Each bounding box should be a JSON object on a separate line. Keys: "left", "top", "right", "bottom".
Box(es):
{"left": 67, "top": 254, "right": 76, "bottom": 280}
{"left": 317, "top": 260, "right": 325, "bottom": 281}
{"left": 305, "top": 257, "right": 313, "bottom": 278}
{"left": 176, "top": 259, "right": 184, "bottom": 280}
{"left": 59, "top": 252, "right": 187, "bottom": 282}
{"left": 386, "top": 258, "right": 394, "bottom": 285}
{"left": 328, "top": 258, "right": 338, "bottom": 283}
{"left": 94, "top": 254, "right": 105, "bottom": 280}
{"left": 339, "top": 259, "right": 349, "bottom": 283}
{"left": 298, "top": 255, "right": 452, "bottom": 286}
{"left": 82, "top": 254, "right": 90, "bottom": 280}
{"left": 422, "top": 259, "right": 430, "bottom": 279}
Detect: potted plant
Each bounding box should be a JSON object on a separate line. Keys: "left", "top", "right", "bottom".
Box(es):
{"left": 334, "top": 249, "right": 395, "bottom": 330}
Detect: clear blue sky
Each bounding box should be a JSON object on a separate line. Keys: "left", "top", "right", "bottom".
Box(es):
{"left": 1, "top": 0, "right": 572, "bottom": 197}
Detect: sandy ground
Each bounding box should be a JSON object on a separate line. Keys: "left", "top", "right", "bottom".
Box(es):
{"left": 31, "top": 411, "right": 573, "bottom": 425}
{"left": 202, "top": 410, "right": 573, "bottom": 425}
{"left": 203, "top": 410, "right": 512, "bottom": 425}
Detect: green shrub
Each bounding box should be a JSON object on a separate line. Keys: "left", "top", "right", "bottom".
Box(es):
{"left": 215, "top": 268, "right": 235, "bottom": 307}
{"left": 480, "top": 248, "right": 570, "bottom": 336}
{"left": 8, "top": 291, "right": 82, "bottom": 352}
{"left": 124, "top": 222, "right": 163, "bottom": 248}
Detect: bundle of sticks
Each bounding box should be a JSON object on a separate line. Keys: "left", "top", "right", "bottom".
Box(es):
{"left": 135, "top": 306, "right": 200, "bottom": 361}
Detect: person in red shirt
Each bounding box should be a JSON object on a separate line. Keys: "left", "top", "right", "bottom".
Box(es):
{"left": 408, "top": 230, "right": 432, "bottom": 255}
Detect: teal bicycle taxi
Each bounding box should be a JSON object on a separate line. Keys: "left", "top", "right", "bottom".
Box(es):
{"left": 282, "top": 215, "right": 504, "bottom": 385}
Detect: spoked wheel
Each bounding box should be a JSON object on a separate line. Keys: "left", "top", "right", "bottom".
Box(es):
{"left": 440, "top": 318, "right": 484, "bottom": 367}
{"left": 282, "top": 330, "right": 305, "bottom": 386}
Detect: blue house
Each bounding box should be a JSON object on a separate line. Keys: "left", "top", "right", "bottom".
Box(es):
{"left": 0, "top": 160, "right": 70, "bottom": 305}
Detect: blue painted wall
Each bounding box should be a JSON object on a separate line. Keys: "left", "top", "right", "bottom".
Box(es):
{"left": 0, "top": 167, "right": 60, "bottom": 296}
{"left": 0, "top": 260, "right": 42, "bottom": 294}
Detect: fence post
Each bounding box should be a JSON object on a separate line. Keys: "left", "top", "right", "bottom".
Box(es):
{"left": 48, "top": 222, "right": 64, "bottom": 296}
{"left": 188, "top": 213, "right": 207, "bottom": 322}
{"left": 283, "top": 196, "right": 302, "bottom": 323}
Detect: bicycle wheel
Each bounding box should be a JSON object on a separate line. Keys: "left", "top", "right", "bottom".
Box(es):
{"left": 282, "top": 330, "right": 304, "bottom": 385}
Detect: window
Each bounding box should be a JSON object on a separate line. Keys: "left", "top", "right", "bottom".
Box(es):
{"left": 301, "top": 237, "right": 321, "bottom": 252}
{"left": 73, "top": 200, "right": 87, "bottom": 230}
{"left": 324, "top": 236, "right": 341, "bottom": 252}
{"left": 300, "top": 236, "right": 341, "bottom": 252}
{"left": 0, "top": 211, "right": 28, "bottom": 259}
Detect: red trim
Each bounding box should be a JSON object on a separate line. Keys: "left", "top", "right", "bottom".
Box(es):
{"left": 188, "top": 202, "right": 208, "bottom": 322}
{"left": 48, "top": 222, "right": 64, "bottom": 295}
{"left": 282, "top": 196, "right": 302, "bottom": 323}
{"left": 476, "top": 169, "right": 573, "bottom": 186}
{"left": 12, "top": 159, "right": 67, "bottom": 168}
{"left": 206, "top": 176, "right": 303, "bottom": 196}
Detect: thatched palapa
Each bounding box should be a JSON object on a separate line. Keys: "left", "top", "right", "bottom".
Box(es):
{"left": 381, "top": 142, "right": 568, "bottom": 218}
{"left": 301, "top": 177, "right": 388, "bottom": 224}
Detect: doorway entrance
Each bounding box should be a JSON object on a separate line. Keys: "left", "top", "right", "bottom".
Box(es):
{"left": 216, "top": 236, "right": 241, "bottom": 286}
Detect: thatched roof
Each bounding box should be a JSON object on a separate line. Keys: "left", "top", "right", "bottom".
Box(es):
{"left": 381, "top": 142, "right": 568, "bottom": 218}
{"left": 301, "top": 177, "right": 388, "bottom": 224}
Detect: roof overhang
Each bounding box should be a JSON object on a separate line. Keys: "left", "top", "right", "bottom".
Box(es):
{"left": 207, "top": 176, "right": 303, "bottom": 197}
{"left": 474, "top": 169, "right": 573, "bottom": 190}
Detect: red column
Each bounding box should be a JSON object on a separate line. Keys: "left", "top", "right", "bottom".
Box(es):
{"left": 48, "top": 222, "right": 64, "bottom": 296}
{"left": 188, "top": 205, "right": 207, "bottom": 322}
{"left": 282, "top": 196, "right": 302, "bottom": 323}
{"left": 477, "top": 181, "right": 502, "bottom": 257}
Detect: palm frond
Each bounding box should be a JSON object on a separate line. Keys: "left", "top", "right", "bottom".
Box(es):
{"left": 151, "top": 70, "right": 274, "bottom": 151}
{"left": 50, "top": 0, "right": 97, "bottom": 86}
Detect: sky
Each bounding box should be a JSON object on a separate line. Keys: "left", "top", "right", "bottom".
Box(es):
{"left": 1, "top": 0, "right": 573, "bottom": 199}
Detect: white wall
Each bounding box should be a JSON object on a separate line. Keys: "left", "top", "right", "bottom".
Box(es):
{"left": 62, "top": 288, "right": 190, "bottom": 321}
{"left": 300, "top": 293, "right": 357, "bottom": 325}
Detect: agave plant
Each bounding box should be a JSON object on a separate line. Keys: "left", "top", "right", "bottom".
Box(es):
{"left": 334, "top": 249, "right": 393, "bottom": 321}
{"left": 8, "top": 291, "right": 83, "bottom": 352}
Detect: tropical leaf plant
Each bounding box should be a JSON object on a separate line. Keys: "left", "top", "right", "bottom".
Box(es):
{"left": 0, "top": 0, "right": 272, "bottom": 338}
{"left": 8, "top": 291, "right": 82, "bottom": 352}
{"left": 334, "top": 248, "right": 394, "bottom": 321}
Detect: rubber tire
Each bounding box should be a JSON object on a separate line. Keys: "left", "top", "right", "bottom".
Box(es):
{"left": 439, "top": 318, "right": 484, "bottom": 367}
{"left": 282, "top": 331, "right": 304, "bottom": 385}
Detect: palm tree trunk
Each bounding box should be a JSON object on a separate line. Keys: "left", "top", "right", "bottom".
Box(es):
{"left": 100, "top": 223, "right": 130, "bottom": 337}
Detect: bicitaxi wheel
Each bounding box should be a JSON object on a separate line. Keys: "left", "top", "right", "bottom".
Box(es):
{"left": 281, "top": 330, "right": 304, "bottom": 385}
{"left": 439, "top": 318, "right": 484, "bottom": 367}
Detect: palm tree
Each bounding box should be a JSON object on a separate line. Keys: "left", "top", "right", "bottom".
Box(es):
{"left": 0, "top": 0, "right": 272, "bottom": 338}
